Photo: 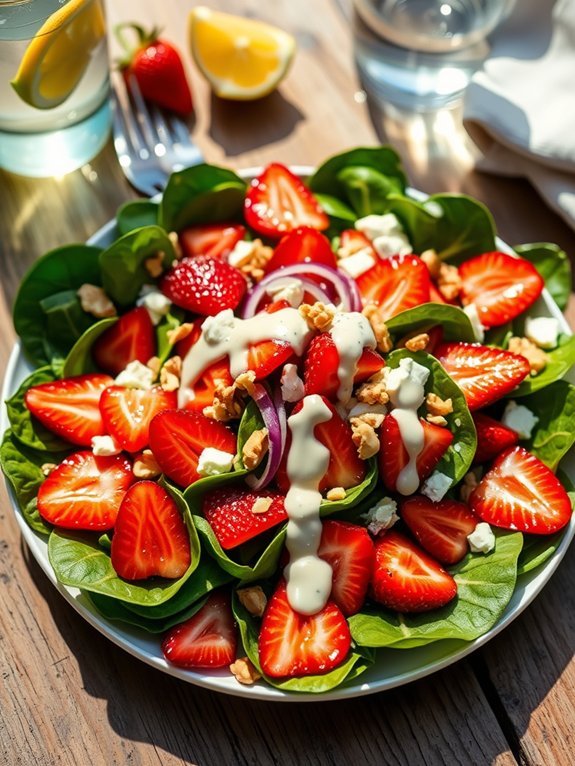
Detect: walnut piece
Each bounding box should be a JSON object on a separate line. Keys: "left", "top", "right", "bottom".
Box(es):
{"left": 420, "top": 249, "right": 441, "bottom": 279}
{"left": 437, "top": 262, "right": 462, "bottom": 301}
{"left": 326, "top": 487, "right": 347, "bottom": 502}
{"left": 251, "top": 496, "right": 273, "bottom": 515}
{"left": 426, "top": 392, "right": 453, "bottom": 417}
{"left": 242, "top": 428, "right": 269, "bottom": 471}
{"left": 460, "top": 471, "right": 479, "bottom": 504}
{"left": 238, "top": 239, "right": 273, "bottom": 283}
{"left": 299, "top": 301, "right": 336, "bottom": 332}
{"left": 508, "top": 336, "right": 547, "bottom": 375}
{"left": 234, "top": 370, "right": 257, "bottom": 397}
{"left": 144, "top": 252, "right": 165, "bottom": 278}
{"left": 146, "top": 356, "right": 161, "bottom": 378}
{"left": 203, "top": 380, "right": 244, "bottom": 421}
{"left": 237, "top": 586, "right": 267, "bottom": 617}
{"left": 133, "top": 450, "right": 161, "bottom": 479}
{"left": 362, "top": 304, "right": 393, "bottom": 353}
{"left": 426, "top": 414, "right": 448, "bottom": 427}
{"left": 355, "top": 369, "right": 389, "bottom": 406}
{"left": 350, "top": 417, "right": 381, "bottom": 459}
{"left": 160, "top": 356, "right": 182, "bottom": 392}
{"left": 405, "top": 333, "right": 430, "bottom": 352}
{"left": 168, "top": 231, "right": 183, "bottom": 260}
{"left": 41, "top": 463, "right": 57, "bottom": 476}
{"left": 230, "top": 657, "right": 262, "bottom": 685}
{"left": 167, "top": 322, "right": 195, "bottom": 346}
{"left": 77, "top": 284, "right": 117, "bottom": 318}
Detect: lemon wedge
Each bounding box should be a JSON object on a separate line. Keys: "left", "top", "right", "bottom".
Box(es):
{"left": 189, "top": 7, "right": 296, "bottom": 100}
{"left": 11, "top": 0, "right": 106, "bottom": 110}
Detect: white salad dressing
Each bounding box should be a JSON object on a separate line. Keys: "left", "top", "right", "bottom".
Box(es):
{"left": 178, "top": 307, "right": 313, "bottom": 407}
{"left": 283, "top": 394, "right": 334, "bottom": 615}
{"left": 328, "top": 311, "right": 376, "bottom": 404}
{"left": 386, "top": 358, "right": 430, "bottom": 495}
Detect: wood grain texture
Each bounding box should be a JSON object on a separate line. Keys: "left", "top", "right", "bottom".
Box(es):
{"left": 0, "top": 0, "right": 574, "bottom": 764}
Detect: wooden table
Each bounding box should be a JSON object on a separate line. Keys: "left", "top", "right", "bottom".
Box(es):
{"left": 1, "top": 1, "right": 574, "bottom": 764}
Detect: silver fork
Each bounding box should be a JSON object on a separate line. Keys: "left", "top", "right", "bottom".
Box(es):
{"left": 111, "top": 73, "right": 204, "bottom": 197}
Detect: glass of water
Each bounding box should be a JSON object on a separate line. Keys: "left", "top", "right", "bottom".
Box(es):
{"left": 0, "top": 0, "right": 111, "bottom": 177}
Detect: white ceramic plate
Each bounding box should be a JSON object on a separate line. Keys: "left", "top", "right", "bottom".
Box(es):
{"left": 2, "top": 168, "right": 575, "bottom": 701}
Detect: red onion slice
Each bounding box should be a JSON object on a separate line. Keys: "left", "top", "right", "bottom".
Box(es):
{"left": 245, "top": 383, "right": 284, "bottom": 490}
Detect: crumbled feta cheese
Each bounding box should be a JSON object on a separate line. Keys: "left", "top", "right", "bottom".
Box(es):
{"left": 362, "top": 496, "right": 399, "bottom": 536}
{"left": 337, "top": 248, "right": 376, "bottom": 278}
{"left": 501, "top": 400, "right": 538, "bottom": 439}
{"left": 454, "top": 417, "right": 461, "bottom": 427}
{"left": 463, "top": 303, "right": 485, "bottom": 343}
{"left": 467, "top": 522, "right": 496, "bottom": 554}
{"left": 91, "top": 435, "right": 122, "bottom": 456}
{"left": 197, "top": 447, "right": 235, "bottom": 477}
{"left": 227, "top": 239, "right": 255, "bottom": 268}
{"left": 202, "top": 309, "right": 235, "bottom": 344}
{"left": 137, "top": 285, "right": 172, "bottom": 325}
{"left": 265, "top": 277, "right": 304, "bottom": 308}
{"left": 280, "top": 363, "right": 305, "bottom": 403}
{"left": 525, "top": 316, "right": 559, "bottom": 350}
{"left": 453, "top": 443, "right": 462, "bottom": 453}
{"left": 355, "top": 213, "right": 404, "bottom": 241}
{"left": 347, "top": 401, "right": 388, "bottom": 418}
{"left": 115, "top": 360, "right": 155, "bottom": 389}
{"left": 386, "top": 357, "right": 430, "bottom": 400}
{"left": 421, "top": 471, "right": 452, "bottom": 502}
{"left": 372, "top": 233, "right": 412, "bottom": 259}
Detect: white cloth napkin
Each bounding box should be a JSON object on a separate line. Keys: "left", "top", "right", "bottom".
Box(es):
{"left": 463, "top": 0, "right": 575, "bottom": 229}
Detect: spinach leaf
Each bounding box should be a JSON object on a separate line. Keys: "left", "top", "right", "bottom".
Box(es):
{"left": 313, "top": 193, "right": 357, "bottom": 228}
{"left": 6, "top": 367, "right": 70, "bottom": 452}
{"left": 511, "top": 334, "right": 575, "bottom": 397}
{"left": 386, "top": 304, "right": 476, "bottom": 344}
{"left": 349, "top": 531, "right": 523, "bottom": 648}
{"left": 183, "top": 468, "right": 250, "bottom": 510}
{"left": 236, "top": 397, "right": 264, "bottom": 466}
{"left": 99, "top": 225, "right": 175, "bottom": 307}
{"left": 13, "top": 244, "right": 103, "bottom": 366}
{"left": 62, "top": 317, "right": 118, "bottom": 377}
{"left": 484, "top": 323, "right": 513, "bottom": 349}
{"left": 514, "top": 243, "right": 572, "bottom": 312}
{"left": 336, "top": 166, "right": 406, "bottom": 217}
{"left": 309, "top": 146, "right": 407, "bottom": 199}
{"left": 159, "top": 164, "right": 247, "bottom": 232}
{"left": 86, "top": 591, "right": 208, "bottom": 634}
{"left": 519, "top": 380, "right": 575, "bottom": 470}
{"left": 48, "top": 484, "right": 201, "bottom": 606}
{"left": 320, "top": 459, "right": 378, "bottom": 516}
{"left": 117, "top": 199, "right": 159, "bottom": 236}
{"left": 156, "top": 308, "right": 186, "bottom": 366}
{"left": 386, "top": 350, "right": 476, "bottom": 487}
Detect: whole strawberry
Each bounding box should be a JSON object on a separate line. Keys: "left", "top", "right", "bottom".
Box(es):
{"left": 160, "top": 255, "right": 247, "bottom": 315}
{"left": 116, "top": 23, "right": 193, "bottom": 116}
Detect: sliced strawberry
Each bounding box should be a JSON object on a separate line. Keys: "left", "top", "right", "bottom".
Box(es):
{"left": 435, "top": 342, "right": 530, "bottom": 411}
{"left": 264, "top": 226, "right": 337, "bottom": 275}
{"left": 339, "top": 229, "right": 376, "bottom": 255}
{"left": 162, "top": 591, "right": 237, "bottom": 669}
{"left": 303, "top": 333, "right": 384, "bottom": 400}
{"left": 182, "top": 360, "right": 235, "bottom": 415}
{"left": 258, "top": 580, "right": 351, "bottom": 678}
{"left": 472, "top": 412, "right": 519, "bottom": 465}
{"left": 429, "top": 282, "right": 448, "bottom": 304}
{"left": 37, "top": 451, "right": 133, "bottom": 530}
{"left": 92, "top": 307, "right": 156, "bottom": 376}
{"left": 459, "top": 251, "right": 544, "bottom": 328}
{"left": 179, "top": 222, "right": 246, "bottom": 261}
{"left": 379, "top": 414, "right": 453, "bottom": 494}
{"left": 470, "top": 446, "right": 572, "bottom": 535}
{"left": 202, "top": 486, "right": 287, "bottom": 550}
{"left": 24, "top": 373, "right": 113, "bottom": 447}
{"left": 99, "top": 385, "right": 177, "bottom": 452}
{"left": 400, "top": 495, "right": 479, "bottom": 565}
{"left": 370, "top": 531, "right": 457, "bottom": 612}
{"left": 160, "top": 255, "right": 247, "bottom": 316}
{"left": 356, "top": 255, "right": 431, "bottom": 320}
{"left": 111, "top": 480, "right": 191, "bottom": 580}
{"left": 276, "top": 396, "right": 367, "bottom": 493}
{"left": 148, "top": 410, "right": 236, "bottom": 487}
{"left": 245, "top": 164, "right": 329, "bottom": 239}
{"left": 318, "top": 520, "right": 374, "bottom": 616}
{"left": 247, "top": 340, "right": 294, "bottom": 379}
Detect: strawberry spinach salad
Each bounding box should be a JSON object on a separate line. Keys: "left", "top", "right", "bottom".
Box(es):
{"left": 2, "top": 146, "right": 575, "bottom": 695}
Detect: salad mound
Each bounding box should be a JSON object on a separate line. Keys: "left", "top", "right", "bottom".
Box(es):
{"left": 2, "top": 147, "right": 575, "bottom": 695}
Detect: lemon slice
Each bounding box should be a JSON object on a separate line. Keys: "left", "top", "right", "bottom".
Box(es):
{"left": 189, "top": 6, "right": 296, "bottom": 100}
{"left": 11, "top": 0, "right": 106, "bottom": 110}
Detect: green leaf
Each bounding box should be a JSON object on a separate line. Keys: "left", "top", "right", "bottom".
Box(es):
{"left": 39, "top": 291, "right": 95, "bottom": 361}
{"left": 13, "top": 244, "right": 103, "bottom": 367}
{"left": 386, "top": 304, "right": 477, "bottom": 344}
{"left": 386, "top": 349, "right": 477, "bottom": 487}
{"left": 48, "top": 484, "right": 201, "bottom": 605}
{"left": 156, "top": 308, "right": 186, "bottom": 366}
{"left": 313, "top": 193, "right": 356, "bottom": 223}
{"left": 511, "top": 334, "right": 575, "bottom": 396}
{"left": 349, "top": 531, "right": 523, "bottom": 648}
{"left": 336, "top": 166, "right": 405, "bottom": 216}
{"left": 236, "top": 397, "right": 264, "bottom": 467}
{"left": 62, "top": 317, "right": 118, "bottom": 377}
{"left": 520, "top": 381, "right": 575, "bottom": 470}
{"left": 99, "top": 225, "right": 175, "bottom": 307}
{"left": 159, "top": 164, "right": 247, "bottom": 232}
{"left": 320, "top": 459, "right": 378, "bottom": 516}
{"left": 309, "top": 146, "right": 407, "bottom": 199}
{"left": 86, "top": 591, "right": 208, "bottom": 634}
{"left": 514, "top": 242, "right": 572, "bottom": 311}
{"left": 6, "top": 367, "right": 70, "bottom": 452}
{"left": 117, "top": 199, "right": 159, "bottom": 236}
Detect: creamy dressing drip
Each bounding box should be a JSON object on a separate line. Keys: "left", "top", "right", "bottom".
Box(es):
{"left": 283, "top": 394, "right": 333, "bottom": 615}
{"left": 178, "top": 307, "right": 313, "bottom": 407}
{"left": 329, "top": 311, "right": 376, "bottom": 404}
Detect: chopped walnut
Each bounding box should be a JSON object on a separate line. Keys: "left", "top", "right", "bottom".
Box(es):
{"left": 460, "top": 471, "right": 479, "bottom": 504}
{"left": 237, "top": 586, "right": 267, "bottom": 617}
{"left": 355, "top": 369, "right": 389, "bottom": 406}
{"left": 234, "top": 370, "right": 256, "bottom": 397}
{"left": 350, "top": 417, "right": 381, "bottom": 459}
{"left": 405, "top": 333, "right": 430, "bottom": 352}
{"left": 242, "top": 428, "right": 269, "bottom": 471}
{"left": 508, "top": 336, "right": 547, "bottom": 375}
{"left": 426, "top": 392, "right": 453, "bottom": 417}
{"left": 77, "top": 284, "right": 117, "bottom": 318}
{"left": 203, "top": 380, "right": 244, "bottom": 422}
{"left": 160, "top": 355, "right": 182, "bottom": 392}
{"left": 230, "top": 657, "right": 262, "bottom": 685}
{"left": 426, "top": 414, "right": 448, "bottom": 427}
{"left": 362, "top": 304, "right": 393, "bottom": 353}
{"left": 146, "top": 356, "right": 161, "bottom": 378}
{"left": 238, "top": 239, "right": 273, "bottom": 283}
{"left": 420, "top": 249, "right": 441, "bottom": 279}
{"left": 168, "top": 231, "right": 183, "bottom": 260}
{"left": 251, "top": 496, "right": 273, "bottom": 515}
{"left": 41, "top": 463, "right": 56, "bottom": 476}
{"left": 437, "top": 262, "right": 462, "bottom": 301}
{"left": 326, "top": 487, "right": 347, "bottom": 502}
{"left": 144, "top": 252, "right": 165, "bottom": 278}
{"left": 167, "top": 322, "right": 195, "bottom": 346}
{"left": 133, "top": 450, "right": 161, "bottom": 479}
{"left": 299, "top": 301, "right": 336, "bottom": 332}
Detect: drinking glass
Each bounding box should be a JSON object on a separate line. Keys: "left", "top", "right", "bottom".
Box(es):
{"left": 0, "top": 0, "right": 111, "bottom": 177}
